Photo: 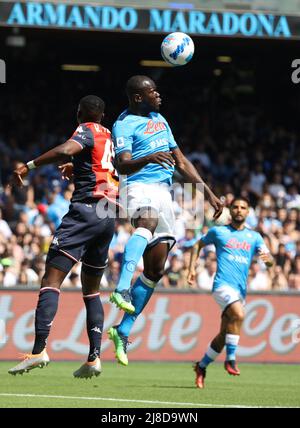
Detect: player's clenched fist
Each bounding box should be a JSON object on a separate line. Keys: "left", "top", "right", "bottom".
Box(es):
{"left": 207, "top": 193, "right": 224, "bottom": 220}
{"left": 146, "top": 151, "right": 175, "bottom": 169}
{"left": 12, "top": 162, "right": 29, "bottom": 187}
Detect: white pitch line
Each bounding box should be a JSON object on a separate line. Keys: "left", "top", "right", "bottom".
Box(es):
{"left": 0, "top": 393, "right": 296, "bottom": 408}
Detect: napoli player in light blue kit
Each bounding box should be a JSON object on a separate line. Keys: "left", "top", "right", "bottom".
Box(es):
{"left": 108, "top": 75, "right": 223, "bottom": 365}
{"left": 188, "top": 197, "right": 273, "bottom": 388}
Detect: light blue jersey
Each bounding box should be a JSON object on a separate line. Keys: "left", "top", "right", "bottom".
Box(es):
{"left": 112, "top": 110, "right": 178, "bottom": 186}
{"left": 201, "top": 225, "right": 268, "bottom": 298}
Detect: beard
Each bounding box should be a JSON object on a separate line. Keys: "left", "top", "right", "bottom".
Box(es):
{"left": 232, "top": 216, "right": 245, "bottom": 224}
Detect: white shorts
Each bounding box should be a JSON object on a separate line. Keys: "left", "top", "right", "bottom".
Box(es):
{"left": 119, "top": 182, "right": 176, "bottom": 248}
{"left": 213, "top": 285, "right": 246, "bottom": 312}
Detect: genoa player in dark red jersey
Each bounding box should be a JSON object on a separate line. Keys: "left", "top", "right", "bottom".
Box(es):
{"left": 9, "top": 95, "right": 117, "bottom": 379}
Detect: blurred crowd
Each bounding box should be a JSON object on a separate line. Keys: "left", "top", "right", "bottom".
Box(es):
{"left": 1, "top": 65, "right": 300, "bottom": 292}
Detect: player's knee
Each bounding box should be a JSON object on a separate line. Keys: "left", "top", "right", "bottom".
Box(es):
{"left": 82, "top": 263, "right": 104, "bottom": 278}
{"left": 144, "top": 267, "right": 164, "bottom": 283}
{"left": 230, "top": 311, "right": 245, "bottom": 323}
{"left": 41, "top": 275, "right": 61, "bottom": 289}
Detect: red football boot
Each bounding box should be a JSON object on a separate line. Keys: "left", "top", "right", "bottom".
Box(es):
{"left": 193, "top": 362, "right": 206, "bottom": 388}
{"left": 224, "top": 360, "right": 240, "bottom": 376}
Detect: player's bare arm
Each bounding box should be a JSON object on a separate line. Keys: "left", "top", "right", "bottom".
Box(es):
{"left": 187, "top": 240, "right": 206, "bottom": 285}
{"left": 116, "top": 150, "right": 175, "bottom": 175}
{"left": 12, "top": 139, "right": 82, "bottom": 187}
{"left": 171, "top": 147, "right": 223, "bottom": 219}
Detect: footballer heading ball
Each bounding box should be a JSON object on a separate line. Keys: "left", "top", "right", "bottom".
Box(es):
{"left": 161, "top": 32, "right": 194, "bottom": 66}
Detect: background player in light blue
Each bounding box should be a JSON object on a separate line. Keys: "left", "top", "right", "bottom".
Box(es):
{"left": 188, "top": 197, "right": 273, "bottom": 388}
{"left": 108, "top": 75, "right": 223, "bottom": 365}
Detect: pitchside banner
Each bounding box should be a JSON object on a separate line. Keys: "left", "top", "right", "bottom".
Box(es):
{"left": 0, "top": 1, "right": 299, "bottom": 39}
{"left": 0, "top": 290, "right": 299, "bottom": 362}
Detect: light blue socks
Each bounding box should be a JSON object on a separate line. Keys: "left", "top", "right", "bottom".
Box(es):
{"left": 116, "top": 228, "right": 152, "bottom": 293}
{"left": 117, "top": 274, "right": 156, "bottom": 337}
{"left": 199, "top": 345, "right": 220, "bottom": 368}
{"left": 225, "top": 334, "right": 240, "bottom": 361}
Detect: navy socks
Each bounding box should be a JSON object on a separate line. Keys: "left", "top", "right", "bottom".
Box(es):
{"left": 32, "top": 287, "right": 60, "bottom": 355}
{"left": 83, "top": 293, "right": 104, "bottom": 362}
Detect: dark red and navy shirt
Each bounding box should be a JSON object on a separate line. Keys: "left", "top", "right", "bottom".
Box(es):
{"left": 69, "top": 122, "right": 118, "bottom": 203}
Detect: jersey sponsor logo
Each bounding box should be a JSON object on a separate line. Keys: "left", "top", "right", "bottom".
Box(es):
{"left": 228, "top": 254, "right": 248, "bottom": 264}
{"left": 225, "top": 238, "right": 251, "bottom": 251}
{"left": 144, "top": 120, "right": 167, "bottom": 135}
{"left": 150, "top": 138, "right": 168, "bottom": 149}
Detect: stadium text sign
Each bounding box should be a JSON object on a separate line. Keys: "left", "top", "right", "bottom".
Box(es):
{"left": 0, "top": 291, "right": 299, "bottom": 363}
{"left": 0, "top": 1, "right": 297, "bottom": 39}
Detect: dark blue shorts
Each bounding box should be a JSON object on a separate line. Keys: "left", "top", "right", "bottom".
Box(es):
{"left": 47, "top": 201, "right": 115, "bottom": 274}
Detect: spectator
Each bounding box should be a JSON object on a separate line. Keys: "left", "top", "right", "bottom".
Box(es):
{"left": 271, "top": 266, "right": 288, "bottom": 290}
{"left": 0, "top": 208, "right": 12, "bottom": 239}
{"left": 249, "top": 163, "right": 266, "bottom": 198}
{"left": 289, "top": 255, "right": 300, "bottom": 290}
{"left": 197, "top": 258, "right": 217, "bottom": 291}
{"left": 18, "top": 259, "right": 39, "bottom": 286}
{"left": 268, "top": 173, "right": 286, "bottom": 199}
{"left": 163, "top": 255, "right": 184, "bottom": 288}
{"left": 248, "top": 261, "right": 272, "bottom": 291}
{"left": 1, "top": 258, "right": 17, "bottom": 287}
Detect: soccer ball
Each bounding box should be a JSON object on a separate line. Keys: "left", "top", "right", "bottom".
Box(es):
{"left": 161, "top": 32, "right": 194, "bottom": 66}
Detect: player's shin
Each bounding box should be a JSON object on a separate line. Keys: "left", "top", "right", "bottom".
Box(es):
{"left": 83, "top": 292, "right": 104, "bottom": 362}
{"left": 117, "top": 273, "right": 156, "bottom": 337}
{"left": 116, "top": 228, "right": 152, "bottom": 292}
{"left": 32, "top": 287, "right": 60, "bottom": 354}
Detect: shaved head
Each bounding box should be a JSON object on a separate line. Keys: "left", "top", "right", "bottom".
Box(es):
{"left": 126, "top": 75, "right": 155, "bottom": 98}
{"left": 125, "top": 75, "right": 161, "bottom": 114}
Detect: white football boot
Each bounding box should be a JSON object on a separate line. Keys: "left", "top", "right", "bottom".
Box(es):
{"left": 8, "top": 349, "right": 50, "bottom": 375}
{"left": 73, "top": 358, "right": 102, "bottom": 379}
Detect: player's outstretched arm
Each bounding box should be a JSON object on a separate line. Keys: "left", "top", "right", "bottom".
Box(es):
{"left": 171, "top": 147, "right": 223, "bottom": 220}
{"left": 187, "top": 240, "right": 206, "bottom": 286}
{"left": 116, "top": 151, "right": 175, "bottom": 175}
{"left": 12, "top": 140, "right": 82, "bottom": 187}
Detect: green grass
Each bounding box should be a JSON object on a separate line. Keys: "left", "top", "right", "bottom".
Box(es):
{"left": 0, "top": 362, "right": 300, "bottom": 408}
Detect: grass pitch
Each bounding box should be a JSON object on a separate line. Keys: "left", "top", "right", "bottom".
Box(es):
{"left": 0, "top": 361, "right": 299, "bottom": 408}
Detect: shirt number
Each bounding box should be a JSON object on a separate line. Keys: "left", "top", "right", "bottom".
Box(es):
{"left": 101, "top": 139, "right": 114, "bottom": 171}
